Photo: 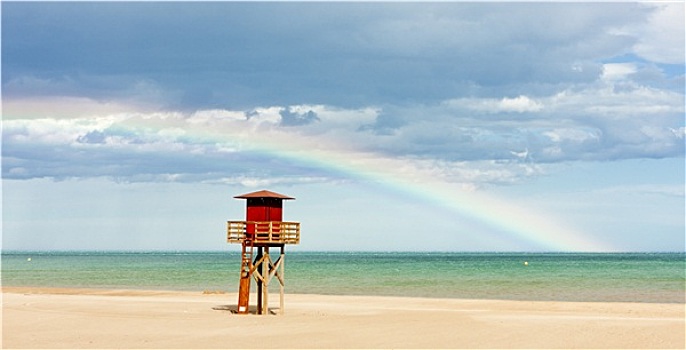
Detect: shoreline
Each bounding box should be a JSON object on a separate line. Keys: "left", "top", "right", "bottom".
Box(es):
{"left": 3, "top": 287, "right": 685, "bottom": 348}
{"left": 3, "top": 285, "right": 685, "bottom": 304}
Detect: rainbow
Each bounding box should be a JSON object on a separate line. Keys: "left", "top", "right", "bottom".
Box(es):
{"left": 281, "top": 152, "right": 610, "bottom": 252}
{"left": 172, "top": 117, "right": 613, "bottom": 252}
{"left": 6, "top": 104, "right": 612, "bottom": 252}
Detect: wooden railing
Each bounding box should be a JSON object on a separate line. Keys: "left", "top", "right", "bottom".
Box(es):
{"left": 227, "top": 221, "right": 300, "bottom": 245}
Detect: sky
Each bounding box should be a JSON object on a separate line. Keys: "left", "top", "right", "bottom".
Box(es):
{"left": 2, "top": 2, "right": 684, "bottom": 252}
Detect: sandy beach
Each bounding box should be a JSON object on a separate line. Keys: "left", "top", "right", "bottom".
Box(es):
{"left": 2, "top": 287, "right": 684, "bottom": 349}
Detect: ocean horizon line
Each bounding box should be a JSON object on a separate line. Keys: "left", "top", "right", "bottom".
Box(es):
{"left": 2, "top": 249, "right": 685, "bottom": 254}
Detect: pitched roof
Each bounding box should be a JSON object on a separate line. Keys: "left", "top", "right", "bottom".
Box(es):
{"left": 234, "top": 190, "right": 295, "bottom": 200}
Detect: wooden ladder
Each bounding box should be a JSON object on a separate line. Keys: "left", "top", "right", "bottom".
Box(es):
{"left": 237, "top": 239, "right": 254, "bottom": 314}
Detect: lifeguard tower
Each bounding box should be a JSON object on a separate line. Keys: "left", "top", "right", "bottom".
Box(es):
{"left": 227, "top": 190, "right": 300, "bottom": 315}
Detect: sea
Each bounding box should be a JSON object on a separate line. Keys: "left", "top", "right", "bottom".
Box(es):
{"left": 1, "top": 251, "right": 684, "bottom": 303}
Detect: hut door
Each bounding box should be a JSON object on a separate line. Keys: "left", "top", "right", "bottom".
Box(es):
{"left": 267, "top": 198, "right": 283, "bottom": 221}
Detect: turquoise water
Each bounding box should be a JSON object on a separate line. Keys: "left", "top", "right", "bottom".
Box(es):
{"left": 2, "top": 251, "right": 684, "bottom": 303}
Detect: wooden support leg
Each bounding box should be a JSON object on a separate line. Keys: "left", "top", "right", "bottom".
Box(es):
{"left": 280, "top": 245, "right": 285, "bottom": 315}
{"left": 262, "top": 247, "right": 269, "bottom": 315}
{"left": 256, "top": 247, "right": 263, "bottom": 315}
{"left": 237, "top": 275, "right": 250, "bottom": 314}
{"left": 236, "top": 241, "right": 253, "bottom": 314}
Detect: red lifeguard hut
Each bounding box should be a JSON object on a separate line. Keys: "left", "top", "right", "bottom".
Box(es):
{"left": 227, "top": 190, "right": 300, "bottom": 315}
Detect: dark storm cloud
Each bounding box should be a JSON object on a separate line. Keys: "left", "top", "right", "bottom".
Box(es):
{"left": 279, "top": 109, "right": 320, "bottom": 127}
{"left": 1, "top": 2, "right": 658, "bottom": 110}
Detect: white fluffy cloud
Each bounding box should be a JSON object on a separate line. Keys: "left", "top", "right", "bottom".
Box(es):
{"left": 630, "top": 3, "right": 685, "bottom": 64}
{"left": 601, "top": 63, "right": 638, "bottom": 81}
{"left": 446, "top": 95, "right": 544, "bottom": 113}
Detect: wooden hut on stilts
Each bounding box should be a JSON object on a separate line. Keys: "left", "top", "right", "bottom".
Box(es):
{"left": 227, "top": 190, "right": 300, "bottom": 315}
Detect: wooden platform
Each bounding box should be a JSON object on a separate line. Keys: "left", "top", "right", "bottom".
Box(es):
{"left": 227, "top": 221, "right": 300, "bottom": 246}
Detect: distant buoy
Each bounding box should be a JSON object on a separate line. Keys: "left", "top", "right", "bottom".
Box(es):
{"left": 523, "top": 261, "right": 528, "bottom": 266}
{"left": 27, "top": 257, "right": 32, "bottom": 262}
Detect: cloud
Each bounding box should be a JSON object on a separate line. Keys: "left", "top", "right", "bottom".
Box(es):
{"left": 446, "top": 95, "right": 544, "bottom": 113}
{"left": 3, "top": 64, "right": 683, "bottom": 186}
{"left": 601, "top": 63, "right": 638, "bottom": 81}
{"left": 630, "top": 3, "right": 685, "bottom": 65}
{"left": 0, "top": 102, "right": 532, "bottom": 186}
{"left": 1, "top": 2, "right": 665, "bottom": 110}
{"left": 2, "top": 2, "right": 683, "bottom": 189}
{"left": 279, "top": 108, "right": 321, "bottom": 127}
